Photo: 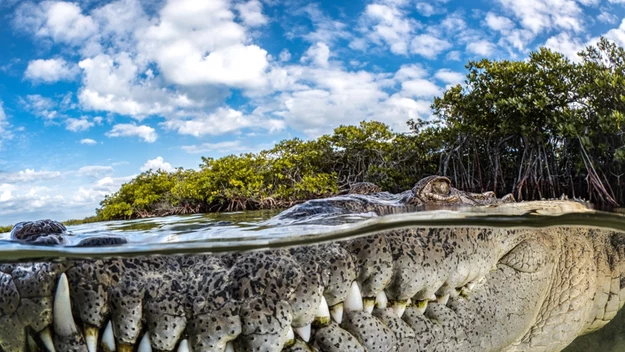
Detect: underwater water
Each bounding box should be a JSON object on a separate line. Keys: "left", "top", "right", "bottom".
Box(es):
{"left": 2, "top": 204, "right": 625, "bottom": 351}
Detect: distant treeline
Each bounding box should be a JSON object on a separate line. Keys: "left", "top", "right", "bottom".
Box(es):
{"left": 91, "top": 37, "right": 625, "bottom": 220}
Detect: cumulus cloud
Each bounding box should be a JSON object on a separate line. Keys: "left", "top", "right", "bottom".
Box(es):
{"left": 24, "top": 58, "right": 79, "bottom": 83}
{"left": 23, "top": 94, "right": 58, "bottom": 120}
{"left": 434, "top": 69, "right": 465, "bottom": 85}
{"left": 80, "top": 138, "right": 97, "bottom": 145}
{"left": 301, "top": 42, "right": 331, "bottom": 68}
{"left": 410, "top": 34, "right": 452, "bottom": 58}
{"left": 181, "top": 140, "right": 248, "bottom": 154}
{"left": 466, "top": 40, "right": 497, "bottom": 56}
{"left": 106, "top": 123, "right": 157, "bottom": 143}
{"left": 1, "top": 169, "right": 62, "bottom": 183}
{"left": 65, "top": 117, "right": 94, "bottom": 132}
{"left": 14, "top": 1, "right": 97, "bottom": 45}
{"left": 138, "top": 0, "right": 269, "bottom": 88}
{"left": 362, "top": 3, "right": 417, "bottom": 55}
{"left": 162, "top": 107, "right": 284, "bottom": 137}
{"left": 235, "top": 0, "right": 267, "bottom": 27}
{"left": 401, "top": 79, "right": 442, "bottom": 98}
{"left": 77, "top": 165, "right": 114, "bottom": 178}
{"left": 140, "top": 156, "right": 174, "bottom": 172}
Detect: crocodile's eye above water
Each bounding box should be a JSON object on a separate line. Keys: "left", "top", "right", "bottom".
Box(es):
{"left": 433, "top": 180, "right": 450, "bottom": 196}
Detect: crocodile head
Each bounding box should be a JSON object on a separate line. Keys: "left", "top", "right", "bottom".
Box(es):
{"left": 409, "top": 175, "right": 515, "bottom": 206}
{"left": 1, "top": 203, "right": 624, "bottom": 352}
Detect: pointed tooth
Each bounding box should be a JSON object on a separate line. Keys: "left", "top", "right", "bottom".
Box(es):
{"left": 363, "top": 298, "right": 375, "bottom": 313}
{"left": 437, "top": 294, "right": 449, "bottom": 305}
{"left": 53, "top": 273, "right": 78, "bottom": 336}
{"left": 138, "top": 334, "right": 152, "bottom": 352}
{"left": 84, "top": 325, "right": 99, "bottom": 352}
{"left": 294, "top": 324, "right": 311, "bottom": 342}
{"left": 466, "top": 281, "right": 476, "bottom": 291}
{"left": 39, "top": 327, "right": 56, "bottom": 352}
{"left": 375, "top": 291, "right": 388, "bottom": 309}
{"left": 225, "top": 341, "right": 235, "bottom": 352}
{"left": 330, "top": 303, "right": 343, "bottom": 324}
{"left": 177, "top": 339, "right": 190, "bottom": 352}
{"left": 414, "top": 299, "right": 428, "bottom": 314}
{"left": 315, "top": 296, "right": 331, "bottom": 326}
{"left": 102, "top": 321, "right": 116, "bottom": 352}
{"left": 427, "top": 294, "right": 437, "bottom": 302}
{"left": 344, "top": 282, "right": 363, "bottom": 311}
{"left": 392, "top": 300, "right": 407, "bottom": 318}
{"left": 286, "top": 325, "right": 295, "bottom": 346}
{"left": 27, "top": 334, "right": 39, "bottom": 352}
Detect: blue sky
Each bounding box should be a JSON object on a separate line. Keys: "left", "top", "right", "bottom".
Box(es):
{"left": 1, "top": 0, "right": 625, "bottom": 224}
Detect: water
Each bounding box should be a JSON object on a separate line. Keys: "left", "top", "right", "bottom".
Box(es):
{"left": 3, "top": 203, "right": 625, "bottom": 350}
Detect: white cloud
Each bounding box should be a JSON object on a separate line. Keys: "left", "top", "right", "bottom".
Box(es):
{"left": 106, "top": 123, "right": 157, "bottom": 142}
{"left": 77, "top": 165, "right": 114, "bottom": 178}
{"left": 415, "top": 2, "right": 444, "bottom": 17}
{"left": 1, "top": 169, "right": 62, "bottom": 183}
{"left": 235, "top": 0, "right": 267, "bottom": 27}
{"left": 401, "top": 79, "right": 442, "bottom": 97}
{"left": 544, "top": 32, "right": 585, "bottom": 60}
{"left": 24, "top": 58, "right": 79, "bottom": 83}
{"left": 15, "top": 1, "right": 97, "bottom": 45}
{"left": 496, "top": 0, "right": 584, "bottom": 35}
{"left": 77, "top": 53, "right": 199, "bottom": 118}
{"left": 0, "top": 101, "right": 7, "bottom": 135}
{"left": 279, "top": 49, "right": 292, "bottom": 62}
{"left": 301, "top": 42, "right": 331, "bottom": 68}
{"left": 162, "top": 107, "right": 284, "bottom": 137}
{"left": 410, "top": 34, "right": 452, "bottom": 58}
{"left": 138, "top": 0, "right": 269, "bottom": 88}
{"left": 80, "top": 138, "right": 97, "bottom": 145}
{"left": 485, "top": 12, "right": 515, "bottom": 32}
{"left": 466, "top": 40, "right": 497, "bottom": 56}
{"left": 65, "top": 117, "right": 94, "bottom": 132}
{"left": 181, "top": 140, "right": 247, "bottom": 154}
{"left": 362, "top": 3, "right": 417, "bottom": 55}
{"left": 434, "top": 69, "right": 464, "bottom": 85}
{"left": 140, "top": 156, "right": 174, "bottom": 172}
{"left": 23, "top": 95, "right": 58, "bottom": 120}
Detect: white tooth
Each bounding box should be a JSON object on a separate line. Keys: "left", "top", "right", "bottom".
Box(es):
{"left": 27, "top": 334, "right": 38, "bottom": 352}
{"left": 85, "top": 325, "right": 98, "bottom": 352}
{"left": 39, "top": 327, "right": 56, "bottom": 352}
{"left": 138, "top": 333, "right": 152, "bottom": 352}
{"left": 363, "top": 298, "right": 374, "bottom": 314}
{"left": 286, "top": 326, "right": 295, "bottom": 343}
{"left": 392, "top": 301, "right": 407, "bottom": 318}
{"left": 428, "top": 294, "right": 437, "bottom": 301}
{"left": 102, "top": 321, "right": 116, "bottom": 352}
{"left": 294, "top": 324, "right": 311, "bottom": 342}
{"left": 177, "top": 339, "right": 190, "bottom": 352}
{"left": 437, "top": 294, "right": 450, "bottom": 305}
{"left": 375, "top": 291, "right": 388, "bottom": 309}
{"left": 466, "top": 281, "right": 476, "bottom": 291}
{"left": 53, "top": 273, "right": 78, "bottom": 336}
{"left": 225, "top": 341, "right": 235, "bottom": 352}
{"left": 330, "top": 303, "right": 344, "bottom": 324}
{"left": 317, "top": 296, "right": 330, "bottom": 319}
{"left": 344, "top": 282, "right": 363, "bottom": 311}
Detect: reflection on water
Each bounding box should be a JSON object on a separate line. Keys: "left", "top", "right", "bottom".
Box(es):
{"left": 2, "top": 203, "right": 625, "bottom": 350}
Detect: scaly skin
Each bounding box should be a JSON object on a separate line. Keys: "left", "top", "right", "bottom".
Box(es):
{"left": 1, "top": 202, "right": 624, "bottom": 352}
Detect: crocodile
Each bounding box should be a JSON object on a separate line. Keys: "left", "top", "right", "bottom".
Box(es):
{"left": 272, "top": 175, "right": 515, "bottom": 223}
{"left": 1, "top": 180, "right": 624, "bottom": 352}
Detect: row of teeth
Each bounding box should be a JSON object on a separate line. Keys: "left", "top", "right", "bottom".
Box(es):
{"left": 43, "top": 273, "right": 479, "bottom": 351}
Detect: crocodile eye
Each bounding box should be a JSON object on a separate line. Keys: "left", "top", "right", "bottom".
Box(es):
{"left": 434, "top": 180, "right": 450, "bottom": 195}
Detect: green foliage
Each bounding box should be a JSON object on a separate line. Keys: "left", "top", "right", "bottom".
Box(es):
{"left": 95, "top": 36, "right": 625, "bottom": 220}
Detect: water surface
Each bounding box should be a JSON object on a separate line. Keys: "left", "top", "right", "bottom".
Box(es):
{"left": 2, "top": 205, "right": 625, "bottom": 350}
